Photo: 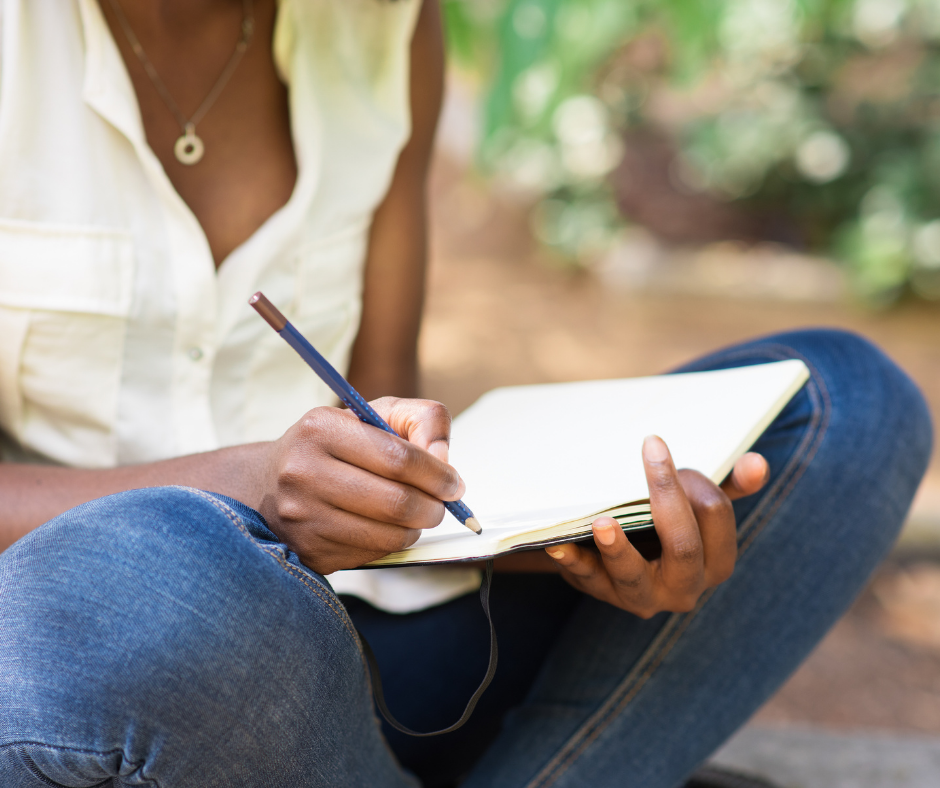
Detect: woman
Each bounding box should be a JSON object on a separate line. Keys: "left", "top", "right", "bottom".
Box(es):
{"left": 0, "top": 1, "right": 932, "bottom": 787}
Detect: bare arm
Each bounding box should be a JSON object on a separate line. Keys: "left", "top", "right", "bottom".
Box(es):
{"left": 346, "top": 0, "right": 444, "bottom": 400}
{"left": 0, "top": 444, "right": 270, "bottom": 550}
{"left": 0, "top": 0, "right": 448, "bottom": 553}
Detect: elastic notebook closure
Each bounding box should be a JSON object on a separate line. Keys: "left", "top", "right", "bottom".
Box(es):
{"left": 357, "top": 559, "right": 498, "bottom": 736}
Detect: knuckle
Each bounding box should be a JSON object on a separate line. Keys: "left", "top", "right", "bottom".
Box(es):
{"left": 613, "top": 572, "right": 646, "bottom": 591}
{"left": 384, "top": 486, "right": 420, "bottom": 523}
{"left": 278, "top": 459, "right": 307, "bottom": 488}
{"left": 298, "top": 411, "right": 319, "bottom": 432}
{"left": 381, "top": 439, "right": 414, "bottom": 477}
{"left": 295, "top": 408, "right": 344, "bottom": 453}
{"left": 299, "top": 407, "right": 329, "bottom": 435}
{"left": 381, "top": 528, "right": 414, "bottom": 555}
{"left": 701, "top": 491, "right": 734, "bottom": 520}
{"left": 670, "top": 538, "right": 703, "bottom": 566}
{"left": 275, "top": 498, "right": 307, "bottom": 525}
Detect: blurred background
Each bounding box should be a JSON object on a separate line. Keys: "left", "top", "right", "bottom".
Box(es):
{"left": 421, "top": 0, "right": 940, "bottom": 782}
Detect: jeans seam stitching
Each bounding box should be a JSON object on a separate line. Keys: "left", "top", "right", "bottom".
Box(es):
{"left": 525, "top": 345, "right": 829, "bottom": 788}
{"left": 736, "top": 354, "right": 831, "bottom": 555}
{"left": 17, "top": 747, "right": 77, "bottom": 788}
{"left": 183, "top": 488, "right": 363, "bottom": 653}
{"left": 2, "top": 742, "right": 156, "bottom": 788}
{"left": 665, "top": 344, "right": 831, "bottom": 553}
{"left": 527, "top": 604, "right": 707, "bottom": 788}
{"left": 267, "top": 558, "right": 368, "bottom": 668}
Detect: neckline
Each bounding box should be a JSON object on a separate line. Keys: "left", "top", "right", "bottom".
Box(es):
{"left": 79, "top": 0, "right": 314, "bottom": 278}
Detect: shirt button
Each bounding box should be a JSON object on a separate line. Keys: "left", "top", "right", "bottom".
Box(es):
{"left": 187, "top": 346, "right": 204, "bottom": 361}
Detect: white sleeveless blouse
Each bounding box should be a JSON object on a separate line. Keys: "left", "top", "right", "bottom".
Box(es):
{"left": 0, "top": 0, "right": 482, "bottom": 611}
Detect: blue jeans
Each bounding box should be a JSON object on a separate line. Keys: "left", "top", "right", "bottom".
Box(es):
{"left": 0, "top": 330, "right": 932, "bottom": 788}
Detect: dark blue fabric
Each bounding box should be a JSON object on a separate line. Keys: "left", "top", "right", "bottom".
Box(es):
{"left": 349, "top": 329, "right": 934, "bottom": 788}
{"left": 0, "top": 329, "right": 932, "bottom": 788}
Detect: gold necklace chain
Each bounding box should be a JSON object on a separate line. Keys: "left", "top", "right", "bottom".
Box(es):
{"left": 107, "top": 0, "right": 255, "bottom": 165}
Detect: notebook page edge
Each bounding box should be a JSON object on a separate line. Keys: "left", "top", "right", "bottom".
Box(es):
{"left": 707, "top": 361, "right": 810, "bottom": 485}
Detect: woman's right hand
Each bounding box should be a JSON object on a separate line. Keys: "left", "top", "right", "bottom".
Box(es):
{"left": 256, "top": 397, "right": 465, "bottom": 575}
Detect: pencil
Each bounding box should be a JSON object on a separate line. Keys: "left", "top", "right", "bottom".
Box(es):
{"left": 249, "top": 292, "right": 482, "bottom": 535}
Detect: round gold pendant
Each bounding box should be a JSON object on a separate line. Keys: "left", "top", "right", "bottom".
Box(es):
{"left": 174, "top": 128, "right": 204, "bottom": 165}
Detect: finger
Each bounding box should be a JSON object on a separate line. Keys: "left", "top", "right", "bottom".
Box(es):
{"left": 679, "top": 470, "right": 737, "bottom": 587}
{"left": 284, "top": 510, "right": 423, "bottom": 574}
{"left": 306, "top": 408, "right": 465, "bottom": 503}
{"left": 720, "top": 452, "right": 770, "bottom": 501}
{"left": 544, "top": 542, "right": 615, "bottom": 596}
{"left": 643, "top": 435, "right": 705, "bottom": 595}
{"left": 312, "top": 460, "right": 446, "bottom": 530}
{"left": 427, "top": 440, "right": 450, "bottom": 464}
{"left": 369, "top": 396, "right": 459, "bottom": 492}
{"left": 318, "top": 510, "right": 423, "bottom": 555}
{"left": 375, "top": 397, "right": 453, "bottom": 462}
{"left": 592, "top": 516, "right": 653, "bottom": 599}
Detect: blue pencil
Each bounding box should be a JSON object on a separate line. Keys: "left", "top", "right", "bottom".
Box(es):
{"left": 250, "top": 292, "right": 482, "bottom": 535}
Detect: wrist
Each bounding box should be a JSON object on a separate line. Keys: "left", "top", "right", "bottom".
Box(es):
{"left": 232, "top": 441, "right": 278, "bottom": 514}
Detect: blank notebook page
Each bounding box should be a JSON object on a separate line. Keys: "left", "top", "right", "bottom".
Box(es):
{"left": 424, "top": 359, "right": 810, "bottom": 540}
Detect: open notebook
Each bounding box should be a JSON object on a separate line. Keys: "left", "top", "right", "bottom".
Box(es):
{"left": 367, "top": 359, "right": 809, "bottom": 567}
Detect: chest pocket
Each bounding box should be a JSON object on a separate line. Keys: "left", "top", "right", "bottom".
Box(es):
{"left": 240, "top": 221, "right": 369, "bottom": 444}
{"left": 0, "top": 219, "right": 134, "bottom": 468}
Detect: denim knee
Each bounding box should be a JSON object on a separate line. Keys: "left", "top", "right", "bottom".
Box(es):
{"left": 0, "top": 487, "right": 371, "bottom": 786}
{"left": 685, "top": 328, "right": 932, "bottom": 550}
{"left": 697, "top": 327, "right": 931, "bottom": 470}
{"left": 779, "top": 328, "right": 932, "bottom": 478}
{"left": 754, "top": 330, "right": 933, "bottom": 571}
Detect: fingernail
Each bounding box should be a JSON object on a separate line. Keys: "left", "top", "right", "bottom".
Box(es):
{"left": 547, "top": 548, "right": 566, "bottom": 560}
{"left": 595, "top": 522, "right": 617, "bottom": 546}
{"left": 429, "top": 441, "right": 449, "bottom": 463}
{"left": 454, "top": 474, "right": 466, "bottom": 499}
{"left": 643, "top": 435, "right": 669, "bottom": 463}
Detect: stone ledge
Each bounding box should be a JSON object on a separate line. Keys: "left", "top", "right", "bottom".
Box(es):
{"left": 709, "top": 725, "right": 940, "bottom": 788}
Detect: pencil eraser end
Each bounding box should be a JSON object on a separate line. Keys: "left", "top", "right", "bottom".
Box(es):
{"left": 466, "top": 517, "right": 482, "bottom": 535}
{"left": 249, "top": 292, "right": 288, "bottom": 331}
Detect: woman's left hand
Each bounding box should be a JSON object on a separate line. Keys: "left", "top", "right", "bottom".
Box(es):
{"left": 545, "top": 435, "right": 769, "bottom": 618}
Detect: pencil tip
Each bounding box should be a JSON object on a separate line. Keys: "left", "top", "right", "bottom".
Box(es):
{"left": 466, "top": 517, "right": 482, "bottom": 535}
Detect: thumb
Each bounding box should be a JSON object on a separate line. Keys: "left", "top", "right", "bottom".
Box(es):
{"left": 720, "top": 452, "right": 770, "bottom": 501}
{"left": 374, "top": 396, "right": 452, "bottom": 462}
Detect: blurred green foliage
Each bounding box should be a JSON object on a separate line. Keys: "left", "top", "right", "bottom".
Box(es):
{"left": 442, "top": 0, "right": 940, "bottom": 304}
